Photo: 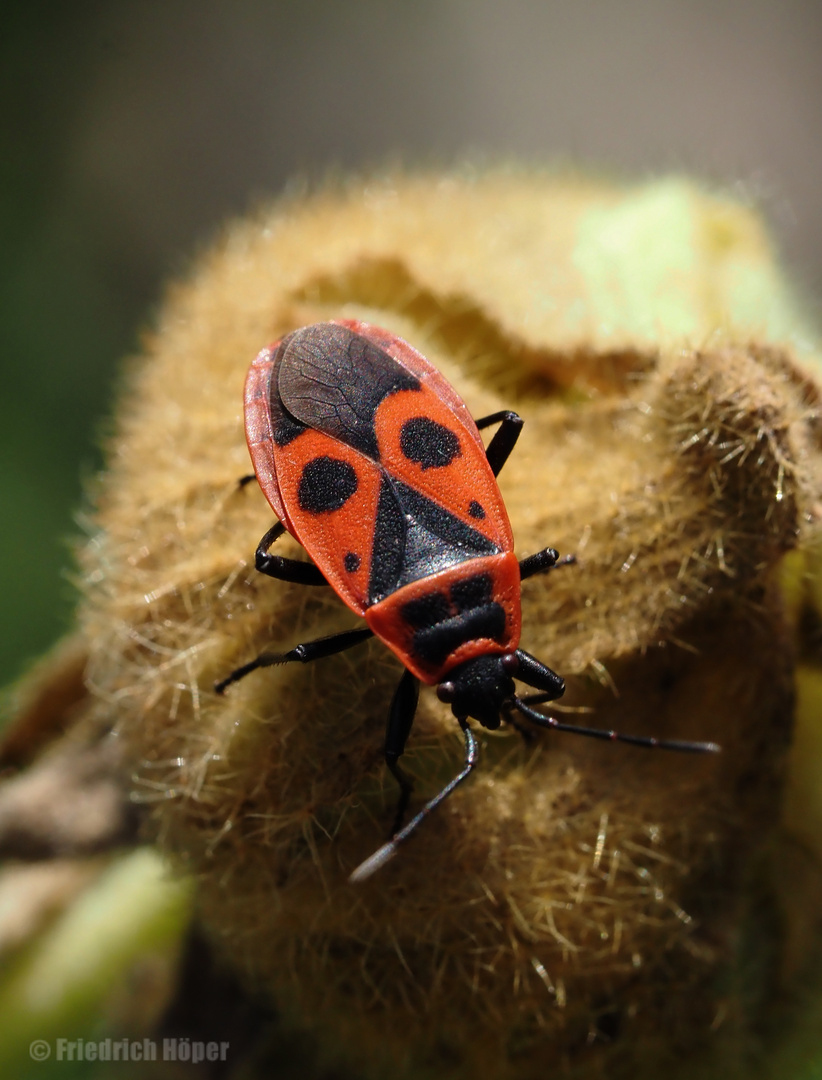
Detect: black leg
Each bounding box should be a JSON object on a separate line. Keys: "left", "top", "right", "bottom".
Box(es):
{"left": 519, "top": 547, "right": 577, "bottom": 580}
{"left": 349, "top": 718, "right": 479, "bottom": 883}
{"left": 474, "top": 410, "right": 524, "bottom": 477}
{"left": 517, "top": 690, "right": 569, "bottom": 708}
{"left": 238, "top": 473, "right": 257, "bottom": 488}
{"left": 500, "top": 702, "right": 538, "bottom": 746}
{"left": 255, "top": 522, "right": 328, "bottom": 586}
{"left": 383, "top": 669, "right": 420, "bottom": 835}
{"left": 473, "top": 412, "right": 576, "bottom": 575}
{"left": 474, "top": 413, "right": 576, "bottom": 575}
{"left": 214, "top": 626, "right": 373, "bottom": 694}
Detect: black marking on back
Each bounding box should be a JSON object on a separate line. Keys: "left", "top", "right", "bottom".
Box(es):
{"left": 271, "top": 410, "right": 306, "bottom": 447}
{"left": 344, "top": 551, "right": 361, "bottom": 573}
{"left": 395, "top": 482, "right": 496, "bottom": 558}
{"left": 368, "top": 478, "right": 499, "bottom": 603}
{"left": 276, "top": 324, "right": 420, "bottom": 460}
{"left": 369, "top": 476, "right": 407, "bottom": 600}
{"left": 411, "top": 604, "right": 507, "bottom": 665}
{"left": 468, "top": 500, "right": 486, "bottom": 520}
{"left": 400, "top": 591, "right": 451, "bottom": 629}
{"left": 298, "top": 456, "right": 358, "bottom": 514}
{"left": 400, "top": 416, "right": 461, "bottom": 470}
{"left": 451, "top": 573, "right": 493, "bottom": 611}
{"left": 399, "top": 573, "right": 507, "bottom": 666}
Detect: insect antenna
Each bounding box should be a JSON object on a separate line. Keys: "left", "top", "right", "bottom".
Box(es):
{"left": 350, "top": 719, "right": 478, "bottom": 883}
{"left": 512, "top": 698, "right": 720, "bottom": 754}
{"left": 517, "top": 691, "right": 594, "bottom": 713}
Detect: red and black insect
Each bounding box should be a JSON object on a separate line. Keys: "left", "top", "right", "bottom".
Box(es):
{"left": 216, "top": 320, "right": 719, "bottom": 881}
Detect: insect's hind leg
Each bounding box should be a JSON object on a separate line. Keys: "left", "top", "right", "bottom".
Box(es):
{"left": 474, "top": 412, "right": 576, "bottom": 576}
{"left": 214, "top": 626, "right": 374, "bottom": 694}
{"left": 255, "top": 521, "right": 329, "bottom": 585}
{"left": 474, "top": 410, "right": 524, "bottom": 477}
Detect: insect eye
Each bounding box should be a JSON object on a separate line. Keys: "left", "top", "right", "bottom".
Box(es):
{"left": 437, "top": 681, "right": 456, "bottom": 703}
{"left": 501, "top": 653, "right": 519, "bottom": 674}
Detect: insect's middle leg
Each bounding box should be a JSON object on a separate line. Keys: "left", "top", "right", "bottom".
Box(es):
{"left": 474, "top": 413, "right": 577, "bottom": 577}
{"left": 518, "top": 548, "right": 576, "bottom": 580}
{"left": 214, "top": 626, "right": 374, "bottom": 694}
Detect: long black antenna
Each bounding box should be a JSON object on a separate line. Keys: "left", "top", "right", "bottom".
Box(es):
{"left": 513, "top": 698, "right": 720, "bottom": 754}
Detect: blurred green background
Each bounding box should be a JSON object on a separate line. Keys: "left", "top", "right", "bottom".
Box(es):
{"left": 2, "top": 0, "right": 821, "bottom": 690}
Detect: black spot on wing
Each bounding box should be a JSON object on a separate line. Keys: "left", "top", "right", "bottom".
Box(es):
{"left": 277, "top": 324, "right": 420, "bottom": 460}
{"left": 298, "top": 457, "right": 358, "bottom": 514}
{"left": 344, "top": 551, "right": 361, "bottom": 573}
{"left": 468, "top": 500, "right": 486, "bottom": 520}
{"left": 400, "top": 416, "right": 461, "bottom": 469}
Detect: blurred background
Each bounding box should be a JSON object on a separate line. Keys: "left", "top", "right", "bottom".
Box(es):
{"left": 2, "top": 0, "right": 821, "bottom": 690}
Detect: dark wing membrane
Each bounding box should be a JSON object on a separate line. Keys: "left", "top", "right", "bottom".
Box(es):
{"left": 275, "top": 324, "right": 420, "bottom": 460}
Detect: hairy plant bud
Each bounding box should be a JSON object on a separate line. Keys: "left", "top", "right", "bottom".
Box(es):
{"left": 75, "top": 173, "right": 822, "bottom": 1078}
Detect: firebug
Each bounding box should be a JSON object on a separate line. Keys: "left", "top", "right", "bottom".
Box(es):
{"left": 216, "top": 321, "right": 719, "bottom": 881}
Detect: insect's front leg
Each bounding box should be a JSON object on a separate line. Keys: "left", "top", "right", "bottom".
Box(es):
{"left": 350, "top": 718, "right": 479, "bottom": 884}
{"left": 383, "top": 669, "right": 420, "bottom": 835}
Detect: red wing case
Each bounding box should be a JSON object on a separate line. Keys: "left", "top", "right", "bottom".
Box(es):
{"left": 245, "top": 321, "right": 515, "bottom": 618}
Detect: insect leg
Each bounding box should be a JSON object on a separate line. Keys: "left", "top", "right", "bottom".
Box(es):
{"left": 349, "top": 718, "right": 478, "bottom": 883}
{"left": 500, "top": 702, "right": 538, "bottom": 746}
{"left": 383, "top": 669, "right": 420, "bottom": 835}
{"left": 214, "top": 627, "right": 373, "bottom": 694}
{"left": 519, "top": 547, "right": 576, "bottom": 579}
{"left": 256, "top": 521, "right": 328, "bottom": 586}
{"left": 474, "top": 413, "right": 576, "bottom": 576}
{"left": 474, "top": 410, "right": 523, "bottom": 477}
